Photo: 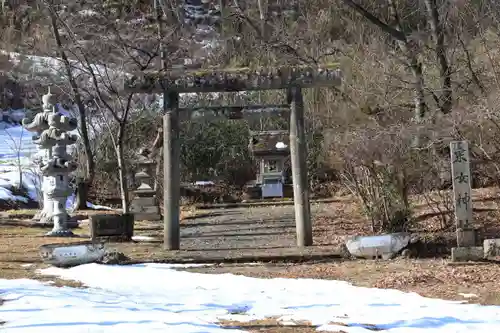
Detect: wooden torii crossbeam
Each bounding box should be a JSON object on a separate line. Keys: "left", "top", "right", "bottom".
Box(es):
{"left": 124, "top": 65, "right": 342, "bottom": 251}
{"left": 180, "top": 104, "right": 290, "bottom": 121}
{"left": 125, "top": 64, "right": 341, "bottom": 93}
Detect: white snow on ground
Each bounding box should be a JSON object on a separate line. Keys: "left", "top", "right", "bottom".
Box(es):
{"left": 0, "top": 263, "right": 499, "bottom": 332}
{"left": 0, "top": 122, "right": 38, "bottom": 172}
{"left": 131, "top": 235, "right": 156, "bottom": 241}
{"left": 0, "top": 113, "right": 46, "bottom": 202}
{"left": 0, "top": 170, "right": 41, "bottom": 202}
{"left": 0, "top": 109, "right": 112, "bottom": 210}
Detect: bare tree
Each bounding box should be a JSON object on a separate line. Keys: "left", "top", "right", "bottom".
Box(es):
{"left": 4, "top": 125, "right": 25, "bottom": 190}
{"left": 41, "top": 0, "right": 181, "bottom": 213}
{"left": 45, "top": 1, "right": 95, "bottom": 210}
{"left": 341, "top": 0, "right": 427, "bottom": 123}
{"left": 424, "top": 0, "right": 452, "bottom": 114}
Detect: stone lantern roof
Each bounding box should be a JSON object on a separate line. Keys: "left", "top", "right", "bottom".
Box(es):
{"left": 249, "top": 130, "right": 290, "bottom": 156}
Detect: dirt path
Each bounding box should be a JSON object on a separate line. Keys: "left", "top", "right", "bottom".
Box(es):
{"left": 172, "top": 203, "right": 344, "bottom": 250}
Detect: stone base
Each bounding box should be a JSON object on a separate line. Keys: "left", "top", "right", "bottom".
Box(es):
{"left": 456, "top": 228, "right": 480, "bottom": 247}
{"left": 32, "top": 213, "right": 79, "bottom": 229}
{"left": 131, "top": 196, "right": 161, "bottom": 221}
{"left": 133, "top": 213, "right": 162, "bottom": 221}
{"left": 45, "top": 229, "right": 75, "bottom": 237}
{"left": 451, "top": 246, "right": 484, "bottom": 262}
{"left": 484, "top": 239, "right": 500, "bottom": 257}
{"left": 131, "top": 196, "right": 157, "bottom": 206}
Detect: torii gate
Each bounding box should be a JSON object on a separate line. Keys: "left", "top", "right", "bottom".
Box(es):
{"left": 125, "top": 65, "right": 342, "bottom": 250}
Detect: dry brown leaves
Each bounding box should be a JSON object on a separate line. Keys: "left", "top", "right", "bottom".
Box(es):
{"left": 313, "top": 199, "right": 371, "bottom": 246}
{"left": 218, "top": 317, "right": 318, "bottom": 333}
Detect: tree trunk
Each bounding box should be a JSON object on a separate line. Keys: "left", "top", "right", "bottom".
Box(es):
{"left": 47, "top": 4, "right": 95, "bottom": 208}
{"left": 116, "top": 134, "right": 130, "bottom": 214}
{"left": 153, "top": 148, "right": 163, "bottom": 192}
{"left": 408, "top": 57, "right": 426, "bottom": 148}
{"left": 72, "top": 178, "right": 89, "bottom": 210}
{"left": 408, "top": 60, "right": 426, "bottom": 122}
{"left": 257, "top": 0, "right": 268, "bottom": 39}
{"left": 17, "top": 156, "right": 22, "bottom": 193}
{"left": 424, "top": 0, "right": 452, "bottom": 114}
{"left": 387, "top": 0, "right": 426, "bottom": 146}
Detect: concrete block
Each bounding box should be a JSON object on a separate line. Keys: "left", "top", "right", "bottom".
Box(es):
{"left": 90, "top": 213, "right": 134, "bottom": 240}
{"left": 451, "top": 246, "right": 484, "bottom": 262}
{"left": 345, "top": 233, "right": 410, "bottom": 259}
{"left": 484, "top": 239, "right": 500, "bottom": 257}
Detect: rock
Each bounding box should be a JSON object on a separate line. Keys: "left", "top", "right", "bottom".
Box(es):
{"left": 39, "top": 241, "right": 106, "bottom": 267}
{"left": 98, "top": 251, "right": 130, "bottom": 265}
{"left": 401, "top": 249, "right": 412, "bottom": 259}
{"left": 345, "top": 233, "right": 411, "bottom": 260}
{"left": 338, "top": 243, "right": 354, "bottom": 259}
{"left": 409, "top": 234, "right": 420, "bottom": 244}
{"left": 483, "top": 239, "right": 500, "bottom": 257}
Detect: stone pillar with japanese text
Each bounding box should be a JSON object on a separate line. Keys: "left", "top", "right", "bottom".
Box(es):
{"left": 450, "top": 141, "right": 476, "bottom": 247}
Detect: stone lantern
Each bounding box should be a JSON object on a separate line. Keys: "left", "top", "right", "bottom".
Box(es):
{"left": 130, "top": 148, "right": 161, "bottom": 221}
{"left": 22, "top": 88, "right": 78, "bottom": 236}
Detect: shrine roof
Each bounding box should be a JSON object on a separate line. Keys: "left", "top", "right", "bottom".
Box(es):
{"left": 249, "top": 130, "right": 290, "bottom": 155}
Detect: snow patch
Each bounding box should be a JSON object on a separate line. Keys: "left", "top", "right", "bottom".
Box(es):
{"left": 275, "top": 142, "right": 287, "bottom": 149}
{"left": 131, "top": 235, "right": 156, "bottom": 241}
{"left": 78, "top": 9, "right": 98, "bottom": 17}
{"left": 0, "top": 264, "right": 498, "bottom": 332}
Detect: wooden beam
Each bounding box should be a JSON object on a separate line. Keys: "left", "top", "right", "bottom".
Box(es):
{"left": 180, "top": 104, "right": 289, "bottom": 121}
{"left": 288, "top": 87, "right": 313, "bottom": 247}
{"left": 125, "top": 64, "right": 341, "bottom": 93}
{"left": 249, "top": 130, "right": 289, "bottom": 135}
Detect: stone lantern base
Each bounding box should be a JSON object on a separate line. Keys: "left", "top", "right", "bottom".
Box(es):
{"left": 130, "top": 188, "right": 161, "bottom": 221}
{"left": 33, "top": 211, "right": 79, "bottom": 229}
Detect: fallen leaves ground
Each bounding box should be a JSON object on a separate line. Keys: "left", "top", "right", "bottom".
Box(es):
{"left": 219, "top": 318, "right": 321, "bottom": 333}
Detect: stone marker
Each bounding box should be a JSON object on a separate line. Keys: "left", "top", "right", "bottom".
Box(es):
{"left": 90, "top": 214, "right": 134, "bottom": 241}
{"left": 450, "top": 141, "right": 482, "bottom": 261}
